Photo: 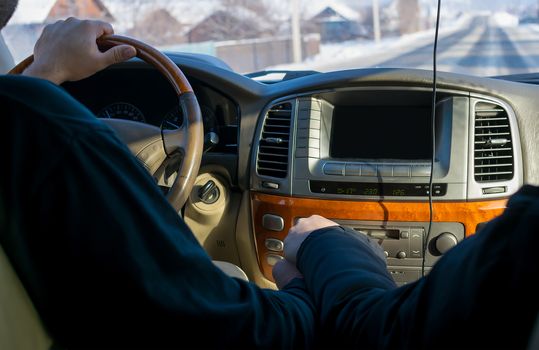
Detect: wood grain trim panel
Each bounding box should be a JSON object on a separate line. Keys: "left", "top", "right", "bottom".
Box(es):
{"left": 251, "top": 192, "right": 507, "bottom": 281}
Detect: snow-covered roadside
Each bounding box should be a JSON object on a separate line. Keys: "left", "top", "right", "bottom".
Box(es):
{"left": 525, "top": 23, "right": 539, "bottom": 33}
{"left": 272, "top": 13, "right": 473, "bottom": 71}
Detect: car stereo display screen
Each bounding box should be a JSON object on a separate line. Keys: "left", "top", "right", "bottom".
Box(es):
{"left": 330, "top": 106, "right": 433, "bottom": 160}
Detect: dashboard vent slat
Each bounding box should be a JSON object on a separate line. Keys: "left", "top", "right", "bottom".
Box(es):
{"left": 474, "top": 102, "right": 514, "bottom": 183}
{"left": 257, "top": 102, "right": 293, "bottom": 178}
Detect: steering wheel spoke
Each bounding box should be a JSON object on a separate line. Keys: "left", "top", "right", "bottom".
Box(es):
{"left": 162, "top": 125, "right": 188, "bottom": 156}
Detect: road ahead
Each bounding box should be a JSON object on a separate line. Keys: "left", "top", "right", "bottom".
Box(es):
{"left": 312, "top": 16, "right": 539, "bottom": 77}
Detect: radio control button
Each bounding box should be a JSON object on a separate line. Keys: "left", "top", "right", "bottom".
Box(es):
{"left": 323, "top": 163, "right": 345, "bottom": 176}
{"left": 296, "top": 138, "right": 308, "bottom": 148}
{"left": 411, "top": 250, "right": 422, "bottom": 258}
{"left": 296, "top": 148, "right": 320, "bottom": 158}
{"left": 298, "top": 119, "right": 321, "bottom": 129}
{"left": 412, "top": 165, "right": 431, "bottom": 177}
{"left": 435, "top": 232, "right": 458, "bottom": 255}
{"left": 298, "top": 100, "right": 311, "bottom": 110}
{"left": 400, "top": 231, "right": 410, "bottom": 239}
{"left": 298, "top": 99, "right": 321, "bottom": 111}
{"left": 361, "top": 164, "right": 377, "bottom": 177}
{"left": 296, "top": 129, "right": 308, "bottom": 138}
{"left": 262, "top": 214, "right": 285, "bottom": 232}
{"left": 298, "top": 111, "right": 321, "bottom": 121}
{"left": 297, "top": 109, "right": 310, "bottom": 120}
{"left": 309, "top": 111, "right": 322, "bottom": 120}
{"left": 410, "top": 229, "right": 423, "bottom": 258}
{"left": 482, "top": 186, "right": 506, "bottom": 195}
{"left": 396, "top": 251, "right": 407, "bottom": 259}
{"left": 266, "top": 254, "right": 284, "bottom": 266}
{"left": 265, "top": 238, "right": 284, "bottom": 252}
{"left": 307, "top": 129, "right": 320, "bottom": 139}
{"left": 378, "top": 165, "right": 393, "bottom": 177}
{"left": 296, "top": 137, "right": 320, "bottom": 149}
{"left": 393, "top": 166, "right": 411, "bottom": 177}
{"left": 311, "top": 101, "right": 322, "bottom": 111}
{"left": 345, "top": 164, "right": 361, "bottom": 176}
{"left": 262, "top": 181, "right": 279, "bottom": 190}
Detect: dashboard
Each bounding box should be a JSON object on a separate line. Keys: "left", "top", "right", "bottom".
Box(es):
{"left": 61, "top": 54, "right": 539, "bottom": 287}
{"left": 250, "top": 87, "right": 523, "bottom": 283}
{"left": 63, "top": 67, "right": 240, "bottom": 154}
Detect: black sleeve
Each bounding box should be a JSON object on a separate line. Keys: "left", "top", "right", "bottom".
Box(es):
{"left": 0, "top": 76, "right": 316, "bottom": 349}
{"left": 297, "top": 186, "right": 539, "bottom": 349}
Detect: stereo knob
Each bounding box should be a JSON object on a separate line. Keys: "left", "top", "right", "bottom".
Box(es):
{"left": 435, "top": 232, "right": 458, "bottom": 255}
{"left": 396, "top": 251, "right": 406, "bottom": 259}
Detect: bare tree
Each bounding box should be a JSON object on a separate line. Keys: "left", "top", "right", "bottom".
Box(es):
{"left": 218, "top": 0, "right": 284, "bottom": 36}
{"left": 120, "top": 0, "right": 186, "bottom": 45}
{"left": 220, "top": 0, "right": 273, "bottom": 17}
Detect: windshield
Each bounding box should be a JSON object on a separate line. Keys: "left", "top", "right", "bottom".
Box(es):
{"left": 3, "top": 0, "right": 538, "bottom": 77}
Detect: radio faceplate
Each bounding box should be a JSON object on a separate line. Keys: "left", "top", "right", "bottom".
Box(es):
{"left": 291, "top": 91, "right": 470, "bottom": 201}
{"left": 310, "top": 181, "right": 448, "bottom": 197}
{"left": 335, "top": 220, "right": 465, "bottom": 286}
{"left": 250, "top": 87, "right": 522, "bottom": 201}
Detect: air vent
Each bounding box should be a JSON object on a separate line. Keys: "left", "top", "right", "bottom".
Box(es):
{"left": 474, "top": 101, "right": 514, "bottom": 182}
{"left": 257, "top": 102, "right": 293, "bottom": 178}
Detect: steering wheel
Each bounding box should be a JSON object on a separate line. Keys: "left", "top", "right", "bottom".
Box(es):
{"left": 9, "top": 35, "right": 204, "bottom": 212}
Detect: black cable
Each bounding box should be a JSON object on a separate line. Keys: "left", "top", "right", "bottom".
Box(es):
{"left": 422, "top": 0, "right": 442, "bottom": 277}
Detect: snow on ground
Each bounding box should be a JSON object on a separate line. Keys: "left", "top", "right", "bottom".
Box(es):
{"left": 272, "top": 14, "right": 472, "bottom": 71}
{"left": 490, "top": 12, "right": 519, "bottom": 27}
{"left": 526, "top": 24, "right": 539, "bottom": 32}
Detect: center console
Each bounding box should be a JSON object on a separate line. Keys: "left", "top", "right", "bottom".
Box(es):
{"left": 250, "top": 87, "right": 522, "bottom": 284}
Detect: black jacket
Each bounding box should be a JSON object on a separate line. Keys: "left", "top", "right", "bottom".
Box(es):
{"left": 0, "top": 75, "right": 315, "bottom": 348}
{"left": 299, "top": 185, "right": 539, "bottom": 349}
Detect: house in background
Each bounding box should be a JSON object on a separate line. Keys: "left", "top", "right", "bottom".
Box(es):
{"left": 3, "top": 0, "right": 320, "bottom": 74}
{"left": 46, "top": 0, "right": 114, "bottom": 22}
{"left": 186, "top": 8, "right": 271, "bottom": 43}
{"left": 309, "top": 1, "right": 366, "bottom": 42}
{"left": 127, "top": 9, "right": 186, "bottom": 46}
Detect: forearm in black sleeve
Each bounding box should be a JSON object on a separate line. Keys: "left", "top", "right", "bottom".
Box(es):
{"left": 297, "top": 226, "right": 406, "bottom": 348}
{"left": 297, "top": 186, "right": 539, "bottom": 349}
{"left": 43, "top": 136, "right": 317, "bottom": 349}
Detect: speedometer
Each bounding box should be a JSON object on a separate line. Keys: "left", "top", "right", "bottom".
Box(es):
{"left": 162, "top": 104, "right": 217, "bottom": 132}
{"left": 162, "top": 105, "right": 183, "bottom": 130}
{"left": 97, "top": 102, "right": 146, "bottom": 123}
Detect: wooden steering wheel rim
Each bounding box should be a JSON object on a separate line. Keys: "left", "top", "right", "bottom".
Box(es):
{"left": 9, "top": 34, "right": 204, "bottom": 212}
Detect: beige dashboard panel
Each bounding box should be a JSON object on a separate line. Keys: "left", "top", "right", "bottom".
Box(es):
{"left": 236, "top": 191, "right": 277, "bottom": 289}
{"left": 184, "top": 172, "right": 242, "bottom": 266}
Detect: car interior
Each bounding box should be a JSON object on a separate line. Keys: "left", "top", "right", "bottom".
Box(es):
{"left": 2, "top": 5, "right": 539, "bottom": 348}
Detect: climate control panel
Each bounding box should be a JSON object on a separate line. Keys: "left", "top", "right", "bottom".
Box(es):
{"left": 335, "top": 220, "right": 465, "bottom": 285}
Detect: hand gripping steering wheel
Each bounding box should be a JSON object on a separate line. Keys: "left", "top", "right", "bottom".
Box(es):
{"left": 9, "top": 35, "right": 204, "bottom": 212}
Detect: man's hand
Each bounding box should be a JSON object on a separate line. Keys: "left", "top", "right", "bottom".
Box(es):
{"left": 272, "top": 260, "right": 303, "bottom": 290}
{"left": 284, "top": 215, "right": 339, "bottom": 265}
{"left": 23, "top": 18, "right": 136, "bottom": 84}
